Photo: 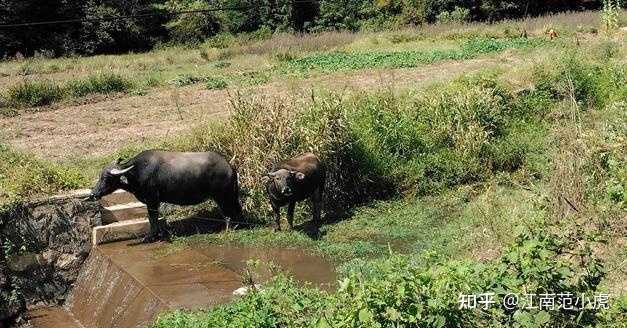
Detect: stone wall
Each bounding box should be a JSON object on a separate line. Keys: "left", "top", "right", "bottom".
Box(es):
{"left": 0, "top": 192, "right": 101, "bottom": 324}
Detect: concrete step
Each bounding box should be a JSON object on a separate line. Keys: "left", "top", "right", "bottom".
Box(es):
{"left": 92, "top": 218, "right": 151, "bottom": 245}
{"left": 102, "top": 202, "right": 147, "bottom": 224}
{"left": 99, "top": 189, "right": 138, "bottom": 207}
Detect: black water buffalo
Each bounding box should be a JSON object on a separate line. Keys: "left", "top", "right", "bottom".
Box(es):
{"left": 265, "top": 153, "right": 325, "bottom": 231}
{"left": 88, "top": 150, "right": 243, "bottom": 243}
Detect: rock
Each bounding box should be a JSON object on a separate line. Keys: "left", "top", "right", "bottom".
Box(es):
{"left": 232, "top": 284, "right": 262, "bottom": 296}
{"left": 0, "top": 192, "right": 101, "bottom": 321}
{"left": 56, "top": 254, "right": 79, "bottom": 270}
{"left": 7, "top": 253, "right": 39, "bottom": 272}
{"left": 40, "top": 250, "right": 60, "bottom": 265}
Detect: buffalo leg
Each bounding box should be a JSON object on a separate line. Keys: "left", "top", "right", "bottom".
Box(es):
{"left": 141, "top": 204, "right": 160, "bottom": 243}
{"left": 158, "top": 218, "right": 170, "bottom": 241}
{"left": 312, "top": 187, "right": 323, "bottom": 224}
{"left": 217, "top": 201, "right": 232, "bottom": 232}
{"left": 271, "top": 203, "right": 282, "bottom": 231}
{"left": 287, "top": 202, "right": 296, "bottom": 230}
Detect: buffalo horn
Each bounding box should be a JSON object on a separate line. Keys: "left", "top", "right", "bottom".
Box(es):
{"left": 109, "top": 165, "right": 134, "bottom": 176}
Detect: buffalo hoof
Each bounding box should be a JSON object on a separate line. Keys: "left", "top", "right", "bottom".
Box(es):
{"left": 159, "top": 229, "right": 171, "bottom": 242}
{"left": 139, "top": 233, "right": 160, "bottom": 244}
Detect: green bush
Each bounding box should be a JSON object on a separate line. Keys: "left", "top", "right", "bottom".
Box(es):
{"left": 205, "top": 76, "right": 229, "bottom": 90}
{"left": 4, "top": 80, "right": 63, "bottom": 107}
{"left": 169, "top": 74, "right": 205, "bottom": 87}
{"left": 436, "top": 6, "right": 470, "bottom": 24}
{"left": 532, "top": 52, "right": 627, "bottom": 110}
{"left": 66, "top": 73, "right": 132, "bottom": 97}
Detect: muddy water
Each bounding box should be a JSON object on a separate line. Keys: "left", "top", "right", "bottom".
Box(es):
{"left": 28, "top": 241, "right": 335, "bottom": 328}
{"left": 25, "top": 307, "right": 83, "bottom": 328}
{"left": 196, "top": 245, "right": 337, "bottom": 289}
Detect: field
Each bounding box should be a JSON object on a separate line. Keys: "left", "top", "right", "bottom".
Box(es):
{"left": 1, "top": 9, "right": 627, "bottom": 328}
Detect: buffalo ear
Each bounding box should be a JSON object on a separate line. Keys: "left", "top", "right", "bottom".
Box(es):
{"left": 295, "top": 172, "right": 305, "bottom": 180}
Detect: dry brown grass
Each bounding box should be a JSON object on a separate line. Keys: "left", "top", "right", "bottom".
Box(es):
{"left": 236, "top": 31, "right": 358, "bottom": 56}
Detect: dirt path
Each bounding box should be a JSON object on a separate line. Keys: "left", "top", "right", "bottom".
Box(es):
{"left": 0, "top": 58, "right": 511, "bottom": 160}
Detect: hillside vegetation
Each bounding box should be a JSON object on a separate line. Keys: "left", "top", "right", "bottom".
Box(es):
{"left": 0, "top": 0, "right": 604, "bottom": 58}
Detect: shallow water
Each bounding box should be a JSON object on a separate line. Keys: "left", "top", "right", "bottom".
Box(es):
{"left": 27, "top": 241, "right": 336, "bottom": 328}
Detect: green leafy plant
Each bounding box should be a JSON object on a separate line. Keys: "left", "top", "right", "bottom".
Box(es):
{"left": 281, "top": 37, "right": 544, "bottom": 73}
{"left": 169, "top": 74, "right": 205, "bottom": 87}
{"left": 205, "top": 76, "right": 228, "bottom": 90}
{"left": 153, "top": 224, "right": 607, "bottom": 328}
{"left": 601, "top": 0, "right": 621, "bottom": 32}
{"left": 436, "top": 6, "right": 470, "bottom": 24}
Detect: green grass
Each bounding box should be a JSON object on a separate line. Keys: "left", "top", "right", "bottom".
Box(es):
{"left": 205, "top": 76, "right": 228, "bottom": 90}
{"left": 1, "top": 73, "right": 133, "bottom": 110}
{"left": 0, "top": 144, "right": 87, "bottom": 208}
{"left": 66, "top": 73, "right": 132, "bottom": 97}
{"left": 281, "top": 37, "right": 545, "bottom": 73}
{"left": 166, "top": 180, "right": 544, "bottom": 263}
{"left": 4, "top": 80, "right": 63, "bottom": 108}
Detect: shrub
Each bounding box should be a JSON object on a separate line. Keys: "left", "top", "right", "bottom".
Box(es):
{"left": 4, "top": 80, "right": 63, "bottom": 107}
{"left": 159, "top": 0, "right": 222, "bottom": 44}
{"left": 169, "top": 74, "right": 205, "bottom": 87}
{"left": 205, "top": 76, "right": 228, "bottom": 90}
{"left": 436, "top": 6, "right": 470, "bottom": 24}
{"left": 66, "top": 73, "right": 132, "bottom": 97}
{"left": 532, "top": 52, "right": 627, "bottom": 110}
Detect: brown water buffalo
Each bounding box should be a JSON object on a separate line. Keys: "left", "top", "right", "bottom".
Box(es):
{"left": 265, "top": 153, "right": 325, "bottom": 231}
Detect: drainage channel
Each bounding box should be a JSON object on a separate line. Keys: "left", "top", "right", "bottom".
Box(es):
{"left": 26, "top": 241, "right": 336, "bottom": 328}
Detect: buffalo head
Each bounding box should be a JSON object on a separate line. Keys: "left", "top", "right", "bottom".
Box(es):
{"left": 266, "top": 169, "right": 305, "bottom": 197}
{"left": 87, "top": 162, "right": 134, "bottom": 201}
